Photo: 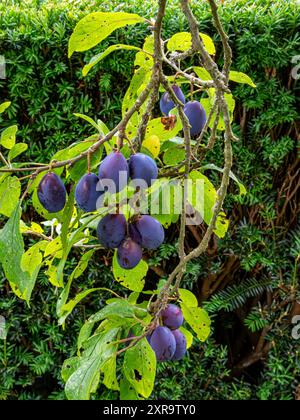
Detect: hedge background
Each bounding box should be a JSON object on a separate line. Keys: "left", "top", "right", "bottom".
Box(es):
{"left": 0, "top": 0, "right": 299, "bottom": 400}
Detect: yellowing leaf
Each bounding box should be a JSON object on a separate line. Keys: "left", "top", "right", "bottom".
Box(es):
{"left": 167, "top": 32, "right": 215, "bottom": 55}
{"left": 68, "top": 12, "right": 145, "bottom": 57}
{"left": 112, "top": 252, "right": 148, "bottom": 292}
{"left": 1, "top": 125, "right": 18, "bottom": 149}
{"left": 181, "top": 303, "right": 211, "bottom": 342}
{"left": 124, "top": 338, "right": 156, "bottom": 398}
{"left": 142, "top": 135, "right": 161, "bottom": 158}
{"left": 0, "top": 176, "right": 21, "bottom": 217}
{"left": 180, "top": 326, "right": 194, "bottom": 349}
{"left": 229, "top": 71, "right": 256, "bottom": 88}
{"left": 0, "top": 101, "right": 11, "bottom": 114}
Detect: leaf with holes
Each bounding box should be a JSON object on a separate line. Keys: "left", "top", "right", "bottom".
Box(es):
{"left": 0, "top": 204, "right": 33, "bottom": 302}
{"left": 64, "top": 328, "right": 120, "bottom": 400}
{"left": 1, "top": 125, "right": 18, "bottom": 149}
{"left": 68, "top": 12, "right": 145, "bottom": 57}
{"left": 123, "top": 338, "right": 156, "bottom": 398}
{"left": 0, "top": 176, "right": 21, "bottom": 217}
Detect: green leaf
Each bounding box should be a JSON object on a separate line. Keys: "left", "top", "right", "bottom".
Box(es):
{"left": 163, "top": 146, "right": 185, "bottom": 166}
{"left": 122, "top": 67, "right": 151, "bottom": 118}
{"left": 134, "top": 35, "right": 154, "bottom": 69}
{"left": 201, "top": 91, "right": 235, "bottom": 131}
{"left": 193, "top": 66, "right": 212, "bottom": 81}
{"left": 68, "top": 12, "right": 145, "bottom": 58}
{"left": 167, "top": 32, "right": 192, "bottom": 52}
{"left": 1, "top": 125, "right": 18, "bottom": 149}
{"left": 102, "top": 356, "right": 119, "bottom": 391}
{"left": 57, "top": 250, "right": 95, "bottom": 320}
{"left": 62, "top": 357, "right": 81, "bottom": 382}
{"left": 88, "top": 300, "right": 136, "bottom": 324}
{"left": 58, "top": 287, "right": 101, "bottom": 325}
{"left": 229, "top": 71, "right": 256, "bottom": 88}
{"left": 69, "top": 145, "right": 103, "bottom": 182}
{"left": 61, "top": 189, "right": 75, "bottom": 249}
{"left": 112, "top": 252, "right": 148, "bottom": 292}
{"left": 167, "top": 32, "right": 215, "bottom": 55}
{"left": 8, "top": 143, "right": 28, "bottom": 161}
{"left": 0, "top": 176, "right": 21, "bottom": 217}
{"left": 147, "top": 178, "right": 181, "bottom": 228}
{"left": 180, "top": 326, "right": 193, "bottom": 349}
{"left": 0, "top": 102, "right": 11, "bottom": 114}
{"left": 145, "top": 116, "right": 183, "bottom": 142}
{"left": 188, "top": 170, "right": 229, "bottom": 238}
{"left": 120, "top": 375, "right": 139, "bottom": 400}
{"left": 64, "top": 328, "right": 120, "bottom": 400}
{"left": 20, "top": 241, "right": 47, "bottom": 298}
{"left": 180, "top": 303, "right": 211, "bottom": 342}
{"left": 179, "top": 289, "right": 198, "bottom": 307}
{"left": 124, "top": 338, "right": 156, "bottom": 398}
{"left": 201, "top": 163, "right": 247, "bottom": 196}
{"left": 73, "top": 113, "right": 102, "bottom": 132}
{"left": 83, "top": 44, "right": 140, "bottom": 76}
{"left": 0, "top": 204, "right": 32, "bottom": 303}
{"left": 200, "top": 33, "right": 216, "bottom": 55}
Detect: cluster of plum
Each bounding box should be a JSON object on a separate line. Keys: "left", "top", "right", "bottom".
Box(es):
{"left": 148, "top": 304, "right": 187, "bottom": 362}
{"left": 37, "top": 150, "right": 164, "bottom": 269}
{"left": 160, "top": 85, "right": 207, "bottom": 136}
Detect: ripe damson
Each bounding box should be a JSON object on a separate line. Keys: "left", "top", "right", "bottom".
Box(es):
{"left": 37, "top": 172, "right": 66, "bottom": 213}
{"left": 97, "top": 214, "right": 126, "bottom": 249}
{"left": 129, "top": 215, "right": 164, "bottom": 250}
{"left": 171, "top": 329, "right": 187, "bottom": 361}
{"left": 183, "top": 101, "right": 207, "bottom": 136}
{"left": 160, "top": 85, "right": 186, "bottom": 115}
{"left": 75, "top": 173, "right": 103, "bottom": 212}
{"left": 150, "top": 326, "right": 176, "bottom": 362}
{"left": 161, "top": 304, "right": 184, "bottom": 330}
{"left": 117, "top": 238, "right": 142, "bottom": 269}
{"left": 98, "top": 151, "right": 129, "bottom": 193}
{"left": 128, "top": 153, "right": 158, "bottom": 188}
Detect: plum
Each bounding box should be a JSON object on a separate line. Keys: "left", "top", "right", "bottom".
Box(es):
{"left": 183, "top": 101, "right": 207, "bottom": 136}
{"left": 160, "top": 85, "right": 186, "bottom": 115}
{"left": 128, "top": 153, "right": 158, "bottom": 188}
{"left": 98, "top": 151, "right": 129, "bottom": 193}
{"left": 129, "top": 215, "right": 164, "bottom": 250}
{"left": 171, "top": 329, "right": 187, "bottom": 361}
{"left": 37, "top": 172, "right": 66, "bottom": 213}
{"left": 75, "top": 173, "right": 103, "bottom": 212}
{"left": 117, "top": 238, "right": 142, "bottom": 269}
{"left": 97, "top": 214, "right": 126, "bottom": 249}
{"left": 161, "top": 304, "right": 184, "bottom": 330}
{"left": 150, "top": 326, "right": 176, "bottom": 362}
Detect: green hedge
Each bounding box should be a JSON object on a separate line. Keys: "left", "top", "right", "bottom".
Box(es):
{"left": 0, "top": 0, "right": 299, "bottom": 400}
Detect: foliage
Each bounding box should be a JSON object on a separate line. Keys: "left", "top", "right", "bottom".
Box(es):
{"left": 0, "top": 0, "right": 299, "bottom": 401}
